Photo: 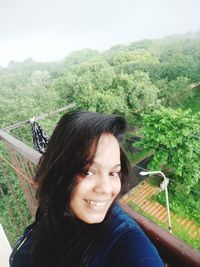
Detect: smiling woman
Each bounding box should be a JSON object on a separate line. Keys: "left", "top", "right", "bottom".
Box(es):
{"left": 9, "top": 110, "right": 164, "bottom": 267}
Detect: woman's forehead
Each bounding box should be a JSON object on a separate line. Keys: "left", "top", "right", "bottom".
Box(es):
{"left": 92, "top": 134, "right": 120, "bottom": 165}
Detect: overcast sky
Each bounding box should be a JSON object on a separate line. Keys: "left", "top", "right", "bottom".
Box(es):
{"left": 0, "top": 0, "right": 200, "bottom": 67}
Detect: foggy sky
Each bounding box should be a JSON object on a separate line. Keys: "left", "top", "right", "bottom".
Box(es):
{"left": 0, "top": 0, "right": 200, "bottom": 66}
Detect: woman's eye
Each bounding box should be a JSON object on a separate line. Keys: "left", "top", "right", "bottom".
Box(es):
{"left": 110, "top": 171, "right": 120, "bottom": 177}
{"left": 85, "top": 170, "right": 95, "bottom": 176}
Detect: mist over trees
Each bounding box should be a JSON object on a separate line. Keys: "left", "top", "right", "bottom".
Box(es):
{"left": 1, "top": 32, "right": 200, "bottom": 128}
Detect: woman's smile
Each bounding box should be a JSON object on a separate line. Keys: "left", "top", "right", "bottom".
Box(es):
{"left": 83, "top": 199, "right": 109, "bottom": 210}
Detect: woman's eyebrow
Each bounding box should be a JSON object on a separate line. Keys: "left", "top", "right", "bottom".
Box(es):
{"left": 112, "top": 164, "right": 121, "bottom": 168}
{"left": 91, "top": 161, "right": 121, "bottom": 168}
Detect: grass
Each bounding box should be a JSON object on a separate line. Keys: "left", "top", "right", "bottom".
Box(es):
{"left": 128, "top": 201, "right": 200, "bottom": 251}
{"left": 147, "top": 175, "right": 163, "bottom": 187}
{"left": 127, "top": 149, "right": 153, "bottom": 164}
{"left": 149, "top": 173, "right": 200, "bottom": 227}
{"left": 152, "top": 188, "right": 200, "bottom": 226}
{"left": 128, "top": 175, "right": 200, "bottom": 250}
{"left": 145, "top": 176, "right": 200, "bottom": 227}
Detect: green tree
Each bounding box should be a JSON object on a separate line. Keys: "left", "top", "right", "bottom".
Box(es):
{"left": 52, "top": 70, "right": 129, "bottom": 116}
{"left": 30, "top": 70, "right": 51, "bottom": 88}
{"left": 64, "top": 49, "right": 100, "bottom": 69}
{"left": 103, "top": 44, "right": 128, "bottom": 65}
{"left": 158, "top": 46, "right": 195, "bottom": 81}
{"left": 114, "top": 71, "right": 160, "bottom": 115}
{"left": 113, "top": 51, "right": 155, "bottom": 66}
{"left": 136, "top": 108, "right": 200, "bottom": 192}
{"left": 66, "top": 58, "right": 116, "bottom": 91}
{"left": 0, "top": 70, "right": 59, "bottom": 127}
{"left": 156, "top": 76, "right": 194, "bottom": 107}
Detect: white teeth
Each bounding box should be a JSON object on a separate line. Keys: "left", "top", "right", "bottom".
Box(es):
{"left": 84, "top": 200, "right": 107, "bottom": 207}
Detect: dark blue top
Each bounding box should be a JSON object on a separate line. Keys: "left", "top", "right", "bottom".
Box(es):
{"left": 10, "top": 204, "right": 164, "bottom": 267}
{"left": 88, "top": 204, "right": 164, "bottom": 267}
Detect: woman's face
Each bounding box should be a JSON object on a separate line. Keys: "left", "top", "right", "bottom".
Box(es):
{"left": 70, "top": 133, "right": 121, "bottom": 224}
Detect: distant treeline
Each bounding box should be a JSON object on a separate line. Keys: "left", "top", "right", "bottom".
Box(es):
{"left": 1, "top": 32, "right": 200, "bottom": 127}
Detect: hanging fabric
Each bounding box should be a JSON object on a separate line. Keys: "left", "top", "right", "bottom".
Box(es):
{"left": 29, "top": 117, "right": 49, "bottom": 154}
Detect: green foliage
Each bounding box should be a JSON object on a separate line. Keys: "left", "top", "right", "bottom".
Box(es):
{"left": 102, "top": 45, "right": 129, "bottom": 65}
{"left": 153, "top": 187, "right": 200, "bottom": 225}
{"left": 156, "top": 76, "right": 194, "bottom": 107}
{"left": 0, "top": 85, "right": 60, "bottom": 127}
{"left": 1, "top": 33, "right": 200, "bottom": 129}
{"left": 0, "top": 68, "right": 60, "bottom": 128}
{"left": 127, "top": 148, "right": 153, "bottom": 164}
{"left": 114, "top": 71, "right": 160, "bottom": 115}
{"left": 63, "top": 49, "right": 100, "bottom": 69}
{"left": 136, "top": 108, "right": 200, "bottom": 192}
{"left": 159, "top": 53, "right": 194, "bottom": 81}
{"left": 182, "top": 87, "right": 200, "bottom": 113}
{"left": 30, "top": 70, "right": 51, "bottom": 88}
{"left": 112, "top": 50, "right": 155, "bottom": 66}
{"left": 0, "top": 151, "right": 33, "bottom": 245}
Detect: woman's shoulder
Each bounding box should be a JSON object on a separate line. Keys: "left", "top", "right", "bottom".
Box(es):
{"left": 109, "top": 203, "right": 142, "bottom": 233}
{"left": 99, "top": 203, "right": 164, "bottom": 267}
{"left": 107, "top": 204, "right": 158, "bottom": 250}
{"left": 108, "top": 203, "right": 154, "bottom": 248}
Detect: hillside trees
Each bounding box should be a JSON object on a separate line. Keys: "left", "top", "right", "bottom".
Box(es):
{"left": 113, "top": 71, "right": 160, "bottom": 115}
{"left": 114, "top": 51, "right": 160, "bottom": 78}
{"left": 30, "top": 70, "right": 51, "bottom": 88}
{"left": 136, "top": 108, "right": 200, "bottom": 192}
{"left": 158, "top": 53, "right": 194, "bottom": 81}
{"left": 52, "top": 58, "right": 129, "bottom": 115}
{"left": 1, "top": 33, "right": 200, "bottom": 128}
{"left": 53, "top": 48, "right": 160, "bottom": 119}
{"left": 0, "top": 63, "right": 60, "bottom": 127}
{"left": 64, "top": 49, "right": 100, "bottom": 70}
{"left": 156, "top": 76, "right": 193, "bottom": 107}
{"left": 0, "top": 83, "right": 59, "bottom": 128}
{"left": 66, "top": 58, "right": 116, "bottom": 91}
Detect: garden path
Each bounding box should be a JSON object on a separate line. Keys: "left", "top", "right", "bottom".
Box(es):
{"left": 120, "top": 180, "right": 199, "bottom": 237}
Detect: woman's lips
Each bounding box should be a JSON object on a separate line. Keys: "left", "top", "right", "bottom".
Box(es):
{"left": 83, "top": 199, "right": 109, "bottom": 210}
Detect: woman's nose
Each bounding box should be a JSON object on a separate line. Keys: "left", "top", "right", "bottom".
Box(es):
{"left": 93, "top": 175, "right": 112, "bottom": 195}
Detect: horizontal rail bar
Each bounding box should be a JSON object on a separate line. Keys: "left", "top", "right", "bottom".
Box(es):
{"left": 1, "top": 103, "right": 76, "bottom": 132}
{"left": 120, "top": 202, "right": 200, "bottom": 267}
{"left": 0, "top": 130, "right": 41, "bottom": 165}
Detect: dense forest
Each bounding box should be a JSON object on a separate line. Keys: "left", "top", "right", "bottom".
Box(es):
{"left": 1, "top": 32, "right": 200, "bottom": 127}
{"left": 0, "top": 32, "right": 200, "bottom": 248}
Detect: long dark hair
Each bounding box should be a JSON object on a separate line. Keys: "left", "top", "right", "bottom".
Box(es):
{"left": 35, "top": 110, "right": 131, "bottom": 224}
{"left": 31, "top": 110, "right": 132, "bottom": 266}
